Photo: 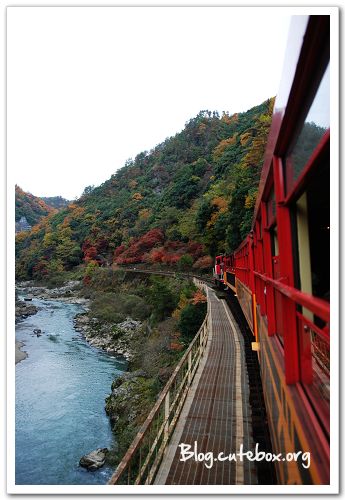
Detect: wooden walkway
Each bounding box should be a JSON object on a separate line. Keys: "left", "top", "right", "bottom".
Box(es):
{"left": 155, "top": 287, "right": 257, "bottom": 485}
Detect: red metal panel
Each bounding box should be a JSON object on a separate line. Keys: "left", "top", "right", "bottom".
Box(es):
{"left": 273, "top": 156, "right": 299, "bottom": 384}
{"left": 253, "top": 271, "right": 330, "bottom": 323}
{"left": 297, "top": 316, "right": 313, "bottom": 385}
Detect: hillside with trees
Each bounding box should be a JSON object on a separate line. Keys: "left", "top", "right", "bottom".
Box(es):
{"left": 40, "top": 196, "right": 71, "bottom": 210}
{"left": 15, "top": 185, "right": 55, "bottom": 227}
{"left": 15, "top": 99, "right": 274, "bottom": 282}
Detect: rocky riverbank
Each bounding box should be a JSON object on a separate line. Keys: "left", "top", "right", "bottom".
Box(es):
{"left": 16, "top": 280, "right": 90, "bottom": 307}
{"left": 15, "top": 280, "right": 147, "bottom": 362}
{"left": 73, "top": 314, "right": 143, "bottom": 361}
{"left": 104, "top": 370, "right": 160, "bottom": 463}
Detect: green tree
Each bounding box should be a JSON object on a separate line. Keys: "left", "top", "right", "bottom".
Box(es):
{"left": 148, "top": 277, "right": 178, "bottom": 322}
{"left": 177, "top": 254, "right": 193, "bottom": 271}
{"left": 178, "top": 303, "right": 207, "bottom": 340}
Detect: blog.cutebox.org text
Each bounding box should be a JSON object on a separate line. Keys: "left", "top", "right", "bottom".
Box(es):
{"left": 178, "top": 441, "right": 311, "bottom": 470}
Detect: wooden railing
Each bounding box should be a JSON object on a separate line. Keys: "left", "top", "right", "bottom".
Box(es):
{"left": 108, "top": 280, "right": 210, "bottom": 485}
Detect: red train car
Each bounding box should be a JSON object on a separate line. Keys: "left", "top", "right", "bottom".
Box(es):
{"left": 214, "top": 254, "right": 225, "bottom": 284}
{"left": 214, "top": 254, "right": 236, "bottom": 292}
{"left": 215, "top": 16, "right": 331, "bottom": 485}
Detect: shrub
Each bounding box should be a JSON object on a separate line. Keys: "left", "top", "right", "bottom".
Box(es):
{"left": 90, "top": 292, "right": 151, "bottom": 323}
{"left": 193, "top": 255, "right": 213, "bottom": 270}
{"left": 177, "top": 254, "right": 193, "bottom": 271}
{"left": 147, "top": 276, "right": 179, "bottom": 322}
{"left": 178, "top": 302, "right": 207, "bottom": 340}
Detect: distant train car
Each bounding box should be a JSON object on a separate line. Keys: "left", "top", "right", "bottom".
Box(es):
{"left": 214, "top": 254, "right": 236, "bottom": 292}
{"left": 215, "top": 15, "right": 331, "bottom": 484}
{"left": 213, "top": 254, "right": 224, "bottom": 286}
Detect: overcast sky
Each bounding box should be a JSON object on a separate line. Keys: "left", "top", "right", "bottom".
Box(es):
{"left": 7, "top": 6, "right": 293, "bottom": 200}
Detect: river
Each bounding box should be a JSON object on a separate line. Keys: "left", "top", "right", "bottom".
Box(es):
{"left": 15, "top": 297, "right": 126, "bottom": 485}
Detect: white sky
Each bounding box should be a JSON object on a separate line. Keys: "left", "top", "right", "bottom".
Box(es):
{"left": 7, "top": 6, "right": 293, "bottom": 200}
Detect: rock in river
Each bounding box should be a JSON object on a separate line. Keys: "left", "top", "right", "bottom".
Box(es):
{"left": 79, "top": 448, "right": 108, "bottom": 471}
{"left": 15, "top": 300, "right": 38, "bottom": 323}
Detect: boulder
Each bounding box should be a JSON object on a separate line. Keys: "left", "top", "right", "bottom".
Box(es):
{"left": 79, "top": 448, "right": 108, "bottom": 471}
{"left": 15, "top": 301, "right": 38, "bottom": 322}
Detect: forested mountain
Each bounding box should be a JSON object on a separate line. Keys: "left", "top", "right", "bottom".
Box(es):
{"left": 40, "top": 196, "right": 71, "bottom": 210}
{"left": 15, "top": 185, "right": 54, "bottom": 226}
{"left": 16, "top": 99, "right": 274, "bottom": 281}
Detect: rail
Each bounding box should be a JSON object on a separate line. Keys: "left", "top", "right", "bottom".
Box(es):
{"left": 108, "top": 280, "right": 210, "bottom": 485}
{"left": 115, "top": 265, "right": 214, "bottom": 286}
{"left": 253, "top": 271, "right": 330, "bottom": 322}
{"left": 253, "top": 270, "right": 330, "bottom": 426}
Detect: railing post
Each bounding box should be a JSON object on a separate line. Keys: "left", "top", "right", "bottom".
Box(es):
{"left": 164, "top": 390, "right": 170, "bottom": 443}
{"left": 188, "top": 350, "right": 192, "bottom": 385}
{"left": 273, "top": 156, "right": 299, "bottom": 383}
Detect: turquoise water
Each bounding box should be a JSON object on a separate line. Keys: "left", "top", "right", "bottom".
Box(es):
{"left": 15, "top": 298, "right": 126, "bottom": 485}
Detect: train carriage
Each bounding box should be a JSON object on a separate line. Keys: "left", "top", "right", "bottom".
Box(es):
{"left": 215, "top": 15, "right": 331, "bottom": 485}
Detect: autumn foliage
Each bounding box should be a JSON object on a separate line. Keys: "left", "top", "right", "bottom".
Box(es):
{"left": 113, "top": 230, "right": 206, "bottom": 268}
{"left": 15, "top": 99, "right": 274, "bottom": 281}
{"left": 114, "top": 229, "right": 165, "bottom": 264}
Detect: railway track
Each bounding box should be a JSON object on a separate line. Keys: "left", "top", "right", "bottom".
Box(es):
{"left": 218, "top": 287, "right": 277, "bottom": 484}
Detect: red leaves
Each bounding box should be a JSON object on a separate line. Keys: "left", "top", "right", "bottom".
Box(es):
{"left": 113, "top": 229, "right": 165, "bottom": 264}
{"left": 149, "top": 248, "right": 165, "bottom": 263}
{"left": 32, "top": 260, "right": 49, "bottom": 278}
{"left": 162, "top": 254, "right": 180, "bottom": 265}
{"left": 187, "top": 241, "right": 204, "bottom": 258}
{"left": 113, "top": 229, "right": 209, "bottom": 269}
{"left": 191, "top": 289, "right": 207, "bottom": 305}
{"left": 82, "top": 239, "right": 104, "bottom": 264}
{"left": 83, "top": 244, "right": 97, "bottom": 263}
{"left": 114, "top": 244, "right": 126, "bottom": 258}
{"left": 192, "top": 255, "right": 213, "bottom": 269}
{"left": 138, "top": 229, "right": 165, "bottom": 249}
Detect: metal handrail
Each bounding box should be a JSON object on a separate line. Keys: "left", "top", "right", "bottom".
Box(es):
{"left": 253, "top": 270, "right": 330, "bottom": 322}
{"left": 108, "top": 280, "right": 210, "bottom": 485}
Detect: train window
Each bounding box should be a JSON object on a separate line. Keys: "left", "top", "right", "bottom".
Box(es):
{"left": 284, "top": 63, "right": 330, "bottom": 194}
{"left": 270, "top": 226, "right": 279, "bottom": 257}
{"left": 294, "top": 192, "right": 313, "bottom": 320}
{"left": 267, "top": 188, "right": 276, "bottom": 226}
{"left": 294, "top": 159, "right": 330, "bottom": 320}
{"left": 294, "top": 158, "right": 330, "bottom": 413}
{"left": 306, "top": 164, "right": 330, "bottom": 304}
